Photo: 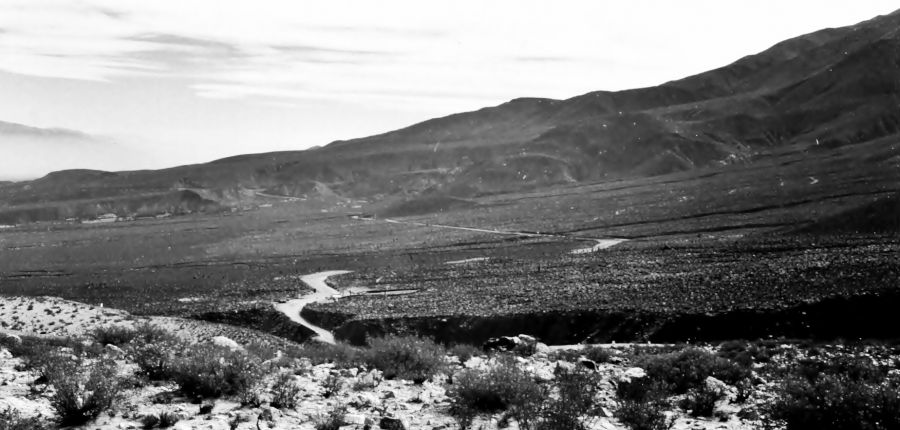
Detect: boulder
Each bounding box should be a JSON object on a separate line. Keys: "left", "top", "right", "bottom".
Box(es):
{"left": 578, "top": 357, "right": 598, "bottom": 371}
{"left": 211, "top": 336, "right": 242, "bottom": 351}
{"left": 105, "top": 343, "right": 125, "bottom": 357}
{"left": 482, "top": 336, "right": 518, "bottom": 352}
{"left": 0, "top": 333, "right": 22, "bottom": 346}
{"left": 482, "top": 334, "right": 538, "bottom": 355}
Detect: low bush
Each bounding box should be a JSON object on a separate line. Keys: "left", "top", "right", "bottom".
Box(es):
{"left": 140, "top": 411, "right": 181, "bottom": 429}
{"left": 45, "top": 356, "right": 122, "bottom": 426}
{"left": 449, "top": 343, "right": 481, "bottom": 363}
{"left": 614, "top": 377, "right": 669, "bottom": 403}
{"left": 89, "top": 325, "right": 138, "bottom": 346}
{"left": 314, "top": 404, "right": 347, "bottom": 430}
{"left": 615, "top": 400, "right": 675, "bottom": 430}
{"left": 132, "top": 323, "right": 177, "bottom": 344}
{"left": 157, "top": 411, "right": 181, "bottom": 428}
{"left": 6, "top": 335, "right": 103, "bottom": 373}
{"left": 321, "top": 373, "right": 343, "bottom": 398}
{"left": 678, "top": 384, "right": 723, "bottom": 417}
{"left": 364, "top": 335, "right": 447, "bottom": 383}
{"left": 271, "top": 372, "right": 302, "bottom": 409}
{"left": 129, "top": 338, "right": 182, "bottom": 381}
{"left": 169, "top": 343, "right": 263, "bottom": 398}
{"left": 717, "top": 340, "right": 771, "bottom": 368}
{"left": 636, "top": 348, "right": 749, "bottom": 394}
{"left": 538, "top": 368, "right": 603, "bottom": 430}
{"left": 582, "top": 345, "right": 613, "bottom": 364}
{"left": 140, "top": 413, "right": 160, "bottom": 429}
{"left": 0, "top": 407, "right": 45, "bottom": 430}
{"left": 448, "top": 356, "right": 544, "bottom": 429}
{"left": 292, "top": 342, "right": 362, "bottom": 368}
{"left": 769, "top": 356, "right": 900, "bottom": 430}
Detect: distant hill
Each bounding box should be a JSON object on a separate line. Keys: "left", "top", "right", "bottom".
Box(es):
{"left": 0, "top": 121, "right": 148, "bottom": 182}
{"left": 2, "top": 9, "right": 900, "bottom": 222}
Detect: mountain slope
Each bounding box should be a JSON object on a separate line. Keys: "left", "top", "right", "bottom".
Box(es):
{"left": 2, "top": 9, "right": 899, "bottom": 222}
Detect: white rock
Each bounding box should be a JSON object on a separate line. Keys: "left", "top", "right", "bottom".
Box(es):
{"left": 534, "top": 342, "right": 552, "bottom": 354}
{"left": 623, "top": 367, "right": 646, "bottom": 379}
{"left": 211, "top": 336, "right": 242, "bottom": 351}
{"left": 463, "top": 356, "right": 486, "bottom": 369}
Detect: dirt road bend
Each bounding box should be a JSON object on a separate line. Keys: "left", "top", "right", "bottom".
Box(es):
{"left": 274, "top": 270, "right": 351, "bottom": 344}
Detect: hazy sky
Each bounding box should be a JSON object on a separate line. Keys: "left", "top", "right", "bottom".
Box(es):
{"left": 0, "top": 1, "right": 897, "bottom": 179}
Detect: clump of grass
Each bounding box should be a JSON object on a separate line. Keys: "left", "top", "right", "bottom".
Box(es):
{"left": 314, "top": 404, "right": 347, "bottom": 430}
{"left": 140, "top": 411, "right": 181, "bottom": 429}
{"left": 45, "top": 356, "right": 122, "bottom": 426}
{"left": 364, "top": 335, "right": 447, "bottom": 383}
{"left": 448, "top": 343, "right": 482, "bottom": 363}
{"left": 0, "top": 407, "right": 46, "bottom": 430}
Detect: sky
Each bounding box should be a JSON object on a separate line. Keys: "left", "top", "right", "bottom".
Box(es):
{"left": 0, "top": 1, "right": 897, "bottom": 179}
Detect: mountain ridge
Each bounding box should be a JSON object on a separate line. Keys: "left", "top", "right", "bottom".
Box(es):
{"left": 2, "top": 9, "right": 899, "bottom": 223}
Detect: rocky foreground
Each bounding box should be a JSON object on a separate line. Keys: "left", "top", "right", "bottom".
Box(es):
{"left": 0, "top": 296, "right": 898, "bottom": 430}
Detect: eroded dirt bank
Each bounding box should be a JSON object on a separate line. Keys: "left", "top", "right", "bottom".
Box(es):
{"left": 303, "top": 291, "right": 900, "bottom": 345}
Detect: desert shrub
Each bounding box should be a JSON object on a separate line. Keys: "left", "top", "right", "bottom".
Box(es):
{"left": 271, "top": 372, "right": 301, "bottom": 409}
{"left": 157, "top": 411, "right": 180, "bottom": 428}
{"left": 321, "top": 373, "right": 343, "bottom": 398}
{"left": 678, "top": 384, "right": 724, "bottom": 417}
{"left": 140, "top": 414, "right": 160, "bottom": 429}
{"left": 717, "top": 340, "right": 771, "bottom": 367}
{"left": 448, "top": 356, "right": 544, "bottom": 429}
{"left": 769, "top": 357, "right": 900, "bottom": 430}
{"left": 614, "top": 376, "right": 669, "bottom": 403}
{"left": 132, "top": 323, "right": 177, "bottom": 344}
{"left": 7, "top": 335, "right": 103, "bottom": 373}
{"left": 615, "top": 400, "right": 675, "bottom": 430}
{"left": 537, "top": 368, "right": 603, "bottom": 430}
{"left": 793, "top": 355, "right": 886, "bottom": 383}
{"left": 129, "top": 337, "right": 183, "bottom": 381}
{"left": 0, "top": 407, "right": 45, "bottom": 430}
{"left": 314, "top": 404, "right": 347, "bottom": 430}
{"left": 168, "top": 343, "right": 263, "bottom": 398}
{"left": 140, "top": 411, "right": 181, "bottom": 429}
{"left": 89, "top": 325, "right": 138, "bottom": 346}
{"left": 449, "top": 343, "right": 481, "bottom": 363}
{"left": 582, "top": 346, "right": 613, "bottom": 364}
{"left": 293, "top": 342, "right": 362, "bottom": 367}
{"left": 364, "top": 335, "right": 446, "bottom": 383}
{"left": 46, "top": 356, "right": 122, "bottom": 426}
{"left": 636, "top": 348, "right": 749, "bottom": 394}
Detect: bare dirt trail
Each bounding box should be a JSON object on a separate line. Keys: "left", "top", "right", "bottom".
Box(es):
{"left": 274, "top": 270, "right": 351, "bottom": 344}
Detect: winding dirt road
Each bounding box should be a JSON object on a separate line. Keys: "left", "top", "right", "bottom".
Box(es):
{"left": 274, "top": 270, "right": 351, "bottom": 344}
{"left": 382, "top": 218, "right": 628, "bottom": 253}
